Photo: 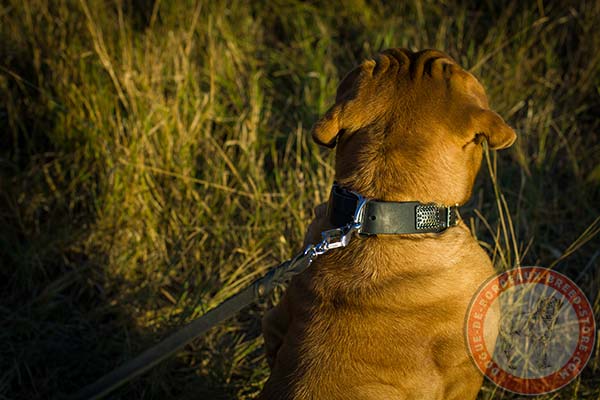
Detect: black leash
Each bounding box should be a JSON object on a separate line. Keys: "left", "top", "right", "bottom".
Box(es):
{"left": 73, "top": 218, "right": 360, "bottom": 400}
{"left": 73, "top": 274, "right": 263, "bottom": 400}
{"left": 73, "top": 184, "right": 459, "bottom": 399}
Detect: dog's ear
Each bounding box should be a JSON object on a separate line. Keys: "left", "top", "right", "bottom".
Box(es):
{"left": 471, "top": 108, "right": 517, "bottom": 150}
{"left": 311, "top": 65, "right": 368, "bottom": 148}
{"left": 311, "top": 104, "right": 342, "bottom": 148}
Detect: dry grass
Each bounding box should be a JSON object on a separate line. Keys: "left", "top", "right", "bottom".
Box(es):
{"left": 0, "top": 0, "right": 598, "bottom": 399}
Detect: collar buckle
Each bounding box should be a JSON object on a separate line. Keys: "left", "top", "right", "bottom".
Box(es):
{"left": 351, "top": 191, "right": 369, "bottom": 229}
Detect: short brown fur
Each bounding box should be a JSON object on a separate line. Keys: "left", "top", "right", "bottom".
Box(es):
{"left": 259, "top": 48, "right": 515, "bottom": 400}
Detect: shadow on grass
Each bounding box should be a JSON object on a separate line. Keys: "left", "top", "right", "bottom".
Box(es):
{"left": 0, "top": 32, "right": 251, "bottom": 400}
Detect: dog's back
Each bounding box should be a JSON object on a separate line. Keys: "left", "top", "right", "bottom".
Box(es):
{"left": 260, "top": 48, "right": 514, "bottom": 400}
{"left": 261, "top": 224, "right": 497, "bottom": 399}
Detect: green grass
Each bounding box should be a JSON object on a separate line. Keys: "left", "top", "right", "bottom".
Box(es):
{"left": 1, "top": 0, "right": 599, "bottom": 399}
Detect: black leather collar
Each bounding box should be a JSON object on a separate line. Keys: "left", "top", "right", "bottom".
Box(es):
{"left": 328, "top": 184, "right": 459, "bottom": 235}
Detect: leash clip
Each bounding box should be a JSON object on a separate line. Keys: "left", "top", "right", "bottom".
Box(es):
{"left": 315, "top": 193, "right": 368, "bottom": 255}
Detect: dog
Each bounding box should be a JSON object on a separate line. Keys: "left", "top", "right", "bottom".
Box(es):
{"left": 259, "top": 48, "right": 516, "bottom": 400}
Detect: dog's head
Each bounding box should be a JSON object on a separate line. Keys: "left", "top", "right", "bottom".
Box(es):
{"left": 311, "top": 48, "right": 516, "bottom": 205}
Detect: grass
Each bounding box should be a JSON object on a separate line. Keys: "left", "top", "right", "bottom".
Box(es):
{"left": 0, "top": 0, "right": 599, "bottom": 399}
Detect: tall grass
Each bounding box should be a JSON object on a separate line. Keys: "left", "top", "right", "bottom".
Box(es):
{"left": 0, "top": 1, "right": 598, "bottom": 399}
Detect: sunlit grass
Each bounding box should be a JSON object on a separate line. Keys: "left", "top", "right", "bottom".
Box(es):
{"left": 0, "top": 1, "right": 598, "bottom": 399}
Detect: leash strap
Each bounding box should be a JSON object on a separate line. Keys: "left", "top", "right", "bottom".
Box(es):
{"left": 73, "top": 184, "right": 459, "bottom": 399}
{"left": 329, "top": 184, "right": 459, "bottom": 235}
{"left": 74, "top": 282, "right": 258, "bottom": 400}
{"left": 73, "top": 217, "right": 363, "bottom": 400}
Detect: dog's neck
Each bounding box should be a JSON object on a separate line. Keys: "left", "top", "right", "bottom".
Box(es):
{"left": 305, "top": 226, "right": 475, "bottom": 302}
{"left": 334, "top": 173, "right": 473, "bottom": 206}
{"left": 333, "top": 125, "right": 479, "bottom": 206}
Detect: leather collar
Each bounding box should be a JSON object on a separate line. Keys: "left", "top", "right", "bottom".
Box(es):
{"left": 328, "top": 184, "right": 459, "bottom": 235}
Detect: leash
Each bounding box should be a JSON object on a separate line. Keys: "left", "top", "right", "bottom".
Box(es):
{"left": 72, "top": 194, "right": 368, "bottom": 400}
{"left": 74, "top": 184, "right": 459, "bottom": 399}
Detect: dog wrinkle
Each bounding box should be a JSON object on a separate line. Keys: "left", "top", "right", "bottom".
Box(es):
{"left": 407, "top": 49, "right": 449, "bottom": 80}
{"left": 422, "top": 56, "right": 446, "bottom": 77}
{"left": 382, "top": 47, "right": 411, "bottom": 66}
{"left": 430, "top": 57, "right": 453, "bottom": 82}
{"left": 372, "top": 53, "right": 391, "bottom": 77}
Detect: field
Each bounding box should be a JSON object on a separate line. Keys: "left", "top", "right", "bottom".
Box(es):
{"left": 1, "top": 0, "right": 599, "bottom": 399}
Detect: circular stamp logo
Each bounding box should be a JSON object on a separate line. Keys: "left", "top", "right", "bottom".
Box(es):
{"left": 465, "top": 267, "right": 596, "bottom": 395}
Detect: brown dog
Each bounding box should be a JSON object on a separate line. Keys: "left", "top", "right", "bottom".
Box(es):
{"left": 259, "top": 48, "right": 516, "bottom": 400}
